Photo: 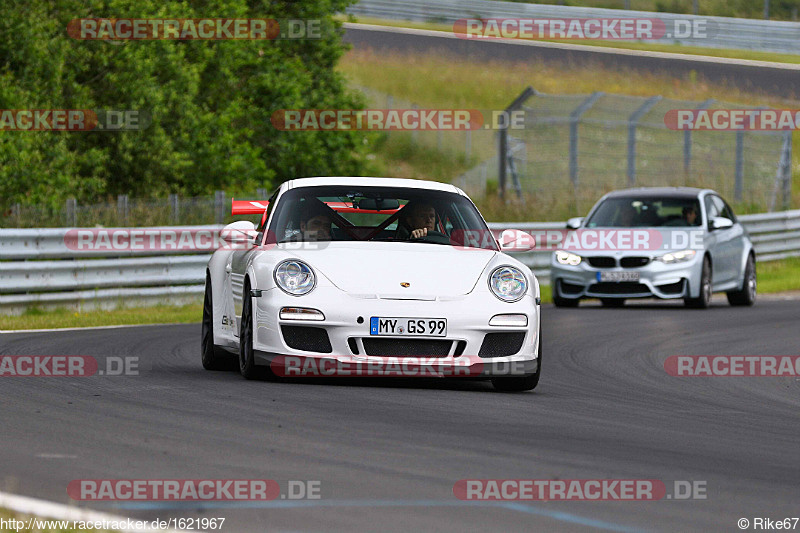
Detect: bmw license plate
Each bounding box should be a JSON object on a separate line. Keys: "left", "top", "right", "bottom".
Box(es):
{"left": 598, "top": 271, "right": 640, "bottom": 282}
{"left": 370, "top": 317, "right": 447, "bottom": 336}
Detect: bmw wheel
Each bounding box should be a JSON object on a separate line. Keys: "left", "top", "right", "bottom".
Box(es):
{"left": 726, "top": 254, "right": 756, "bottom": 306}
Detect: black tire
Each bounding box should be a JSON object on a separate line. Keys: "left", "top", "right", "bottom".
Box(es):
{"left": 727, "top": 255, "right": 756, "bottom": 306}
{"left": 201, "top": 274, "right": 234, "bottom": 370}
{"left": 600, "top": 298, "right": 625, "bottom": 307}
{"left": 552, "top": 280, "right": 579, "bottom": 308}
{"left": 685, "top": 257, "right": 712, "bottom": 309}
{"left": 239, "top": 280, "right": 268, "bottom": 380}
{"left": 492, "top": 334, "right": 542, "bottom": 392}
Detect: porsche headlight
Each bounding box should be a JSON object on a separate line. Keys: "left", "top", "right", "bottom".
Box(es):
{"left": 489, "top": 266, "right": 527, "bottom": 302}
{"left": 655, "top": 249, "right": 696, "bottom": 264}
{"left": 274, "top": 260, "right": 316, "bottom": 295}
{"left": 555, "top": 250, "right": 582, "bottom": 266}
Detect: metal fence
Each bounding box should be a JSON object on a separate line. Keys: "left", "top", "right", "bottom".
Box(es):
{"left": 456, "top": 87, "right": 792, "bottom": 216}
{"left": 2, "top": 211, "right": 797, "bottom": 314}
{"left": 0, "top": 191, "right": 271, "bottom": 229}
{"left": 347, "top": 0, "right": 800, "bottom": 54}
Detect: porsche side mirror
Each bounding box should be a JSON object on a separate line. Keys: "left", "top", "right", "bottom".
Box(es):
{"left": 566, "top": 217, "right": 584, "bottom": 230}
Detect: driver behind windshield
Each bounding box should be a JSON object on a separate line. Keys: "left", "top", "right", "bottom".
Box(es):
{"left": 300, "top": 202, "right": 333, "bottom": 241}
{"left": 400, "top": 201, "right": 437, "bottom": 239}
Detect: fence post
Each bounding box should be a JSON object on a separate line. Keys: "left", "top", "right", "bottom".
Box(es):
{"left": 411, "top": 104, "right": 419, "bottom": 143}
{"left": 66, "top": 198, "right": 77, "bottom": 226}
{"left": 498, "top": 86, "right": 536, "bottom": 200}
{"left": 735, "top": 131, "right": 744, "bottom": 201}
{"left": 569, "top": 92, "right": 604, "bottom": 188}
{"left": 772, "top": 131, "right": 793, "bottom": 211}
{"left": 684, "top": 99, "right": 714, "bottom": 176}
{"left": 117, "top": 194, "right": 129, "bottom": 225}
{"left": 465, "top": 129, "right": 472, "bottom": 161}
{"left": 256, "top": 188, "right": 267, "bottom": 199}
{"left": 169, "top": 193, "right": 179, "bottom": 224}
{"left": 214, "top": 190, "right": 226, "bottom": 225}
{"left": 387, "top": 95, "right": 393, "bottom": 139}
{"left": 627, "top": 96, "right": 662, "bottom": 187}
{"left": 499, "top": 128, "right": 507, "bottom": 200}
{"left": 11, "top": 203, "right": 20, "bottom": 226}
{"left": 783, "top": 132, "right": 792, "bottom": 210}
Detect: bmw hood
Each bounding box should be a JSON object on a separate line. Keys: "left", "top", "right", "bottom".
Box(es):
{"left": 290, "top": 242, "right": 497, "bottom": 299}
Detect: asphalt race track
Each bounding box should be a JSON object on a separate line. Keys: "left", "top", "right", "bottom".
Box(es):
{"left": 2, "top": 298, "right": 799, "bottom": 532}
{"left": 343, "top": 24, "right": 800, "bottom": 99}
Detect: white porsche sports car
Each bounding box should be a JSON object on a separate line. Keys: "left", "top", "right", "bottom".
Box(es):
{"left": 201, "top": 177, "right": 542, "bottom": 392}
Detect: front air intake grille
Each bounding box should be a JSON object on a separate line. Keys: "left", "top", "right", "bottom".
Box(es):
{"left": 657, "top": 280, "right": 685, "bottom": 295}
{"left": 559, "top": 280, "right": 584, "bottom": 295}
{"left": 588, "top": 256, "right": 616, "bottom": 268}
{"left": 620, "top": 256, "right": 651, "bottom": 268}
{"left": 348, "top": 337, "right": 359, "bottom": 355}
{"left": 478, "top": 332, "right": 526, "bottom": 358}
{"left": 588, "top": 282, "right": 650, "bottom": 295}
{"left": 361, "top": 338, "right": 451, "bottom": 357}
{"left": 281, "top": 326, "right": 332, "bottom": 353}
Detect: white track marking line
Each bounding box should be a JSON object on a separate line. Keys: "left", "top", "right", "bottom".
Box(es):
{"left": 0, "top": 490, "right": 190, "bottom": 532}
{"left": 0, "top": 323, "right": 194, "bottom": 334}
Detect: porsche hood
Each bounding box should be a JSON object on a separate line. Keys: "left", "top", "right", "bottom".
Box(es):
{"left": 287, "top": 242, "right": 498, "bottom": 299}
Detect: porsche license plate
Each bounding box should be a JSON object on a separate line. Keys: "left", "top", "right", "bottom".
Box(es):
{"left": 370, "top": 317, "right": 447, "bottom": 336}
{"left": 598, "top": 271, "right": 640, "bottom": 282}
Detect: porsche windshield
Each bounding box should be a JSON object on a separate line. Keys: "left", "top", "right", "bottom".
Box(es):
{"left": 585, "top": 196, "right": 703, "bottom": 228}
{"left": 267, "top": 186, "right": 498, "bottom": 250}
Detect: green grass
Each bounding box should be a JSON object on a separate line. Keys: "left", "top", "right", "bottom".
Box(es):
{"left": 363, "top": 132, "right": 477, "bottom": 182}
{"left": 756, "top": 256, "right": 800, "bottom": 293}
{"left": 0, "top": 302, "right": 202, "bottom": 331}
{"left": 343, "top": 16, "right": 800, "bottom": 65}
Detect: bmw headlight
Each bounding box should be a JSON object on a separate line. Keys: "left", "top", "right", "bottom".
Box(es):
{"left": 489, "top": 266, "right": 527, "bottom": 302}
{"left": 655, "top": 249, "right": 696, "bottom": 264}
{"left": 274, "top": 260, "right": 316, "bottom": 295}
{"left": 555, "top": 250, "right": 582, "bottom": 266}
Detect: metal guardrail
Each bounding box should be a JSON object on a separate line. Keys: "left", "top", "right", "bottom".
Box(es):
{"left": 1, "top": 212, "right": 798, "bottom": 313}
{"left": 347, "top": 0, "right": 800, "bottom": 55}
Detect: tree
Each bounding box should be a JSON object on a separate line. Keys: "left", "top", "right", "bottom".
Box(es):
{"left": 0, "top": 0, "right": 365, "bottom": 210}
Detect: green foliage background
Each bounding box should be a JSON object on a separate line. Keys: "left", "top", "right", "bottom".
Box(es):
{"left": 0, "top": 0, "right": 366, "bottom": 210}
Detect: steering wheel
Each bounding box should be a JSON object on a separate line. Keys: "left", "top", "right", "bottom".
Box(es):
{"left": 409, "top": 230, "right": 450, "bottom": 244}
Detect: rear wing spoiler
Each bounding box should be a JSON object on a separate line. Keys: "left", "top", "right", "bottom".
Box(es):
{"left": 231, "top": 199, "right": 402, "bottom": 216}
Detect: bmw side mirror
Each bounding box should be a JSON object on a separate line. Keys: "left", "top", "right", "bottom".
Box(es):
{"left": 710, "top": 217, "right": 733, "bottom": 231}
{"left": 566, "top": 217, "right": 584, "bottom": 230}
